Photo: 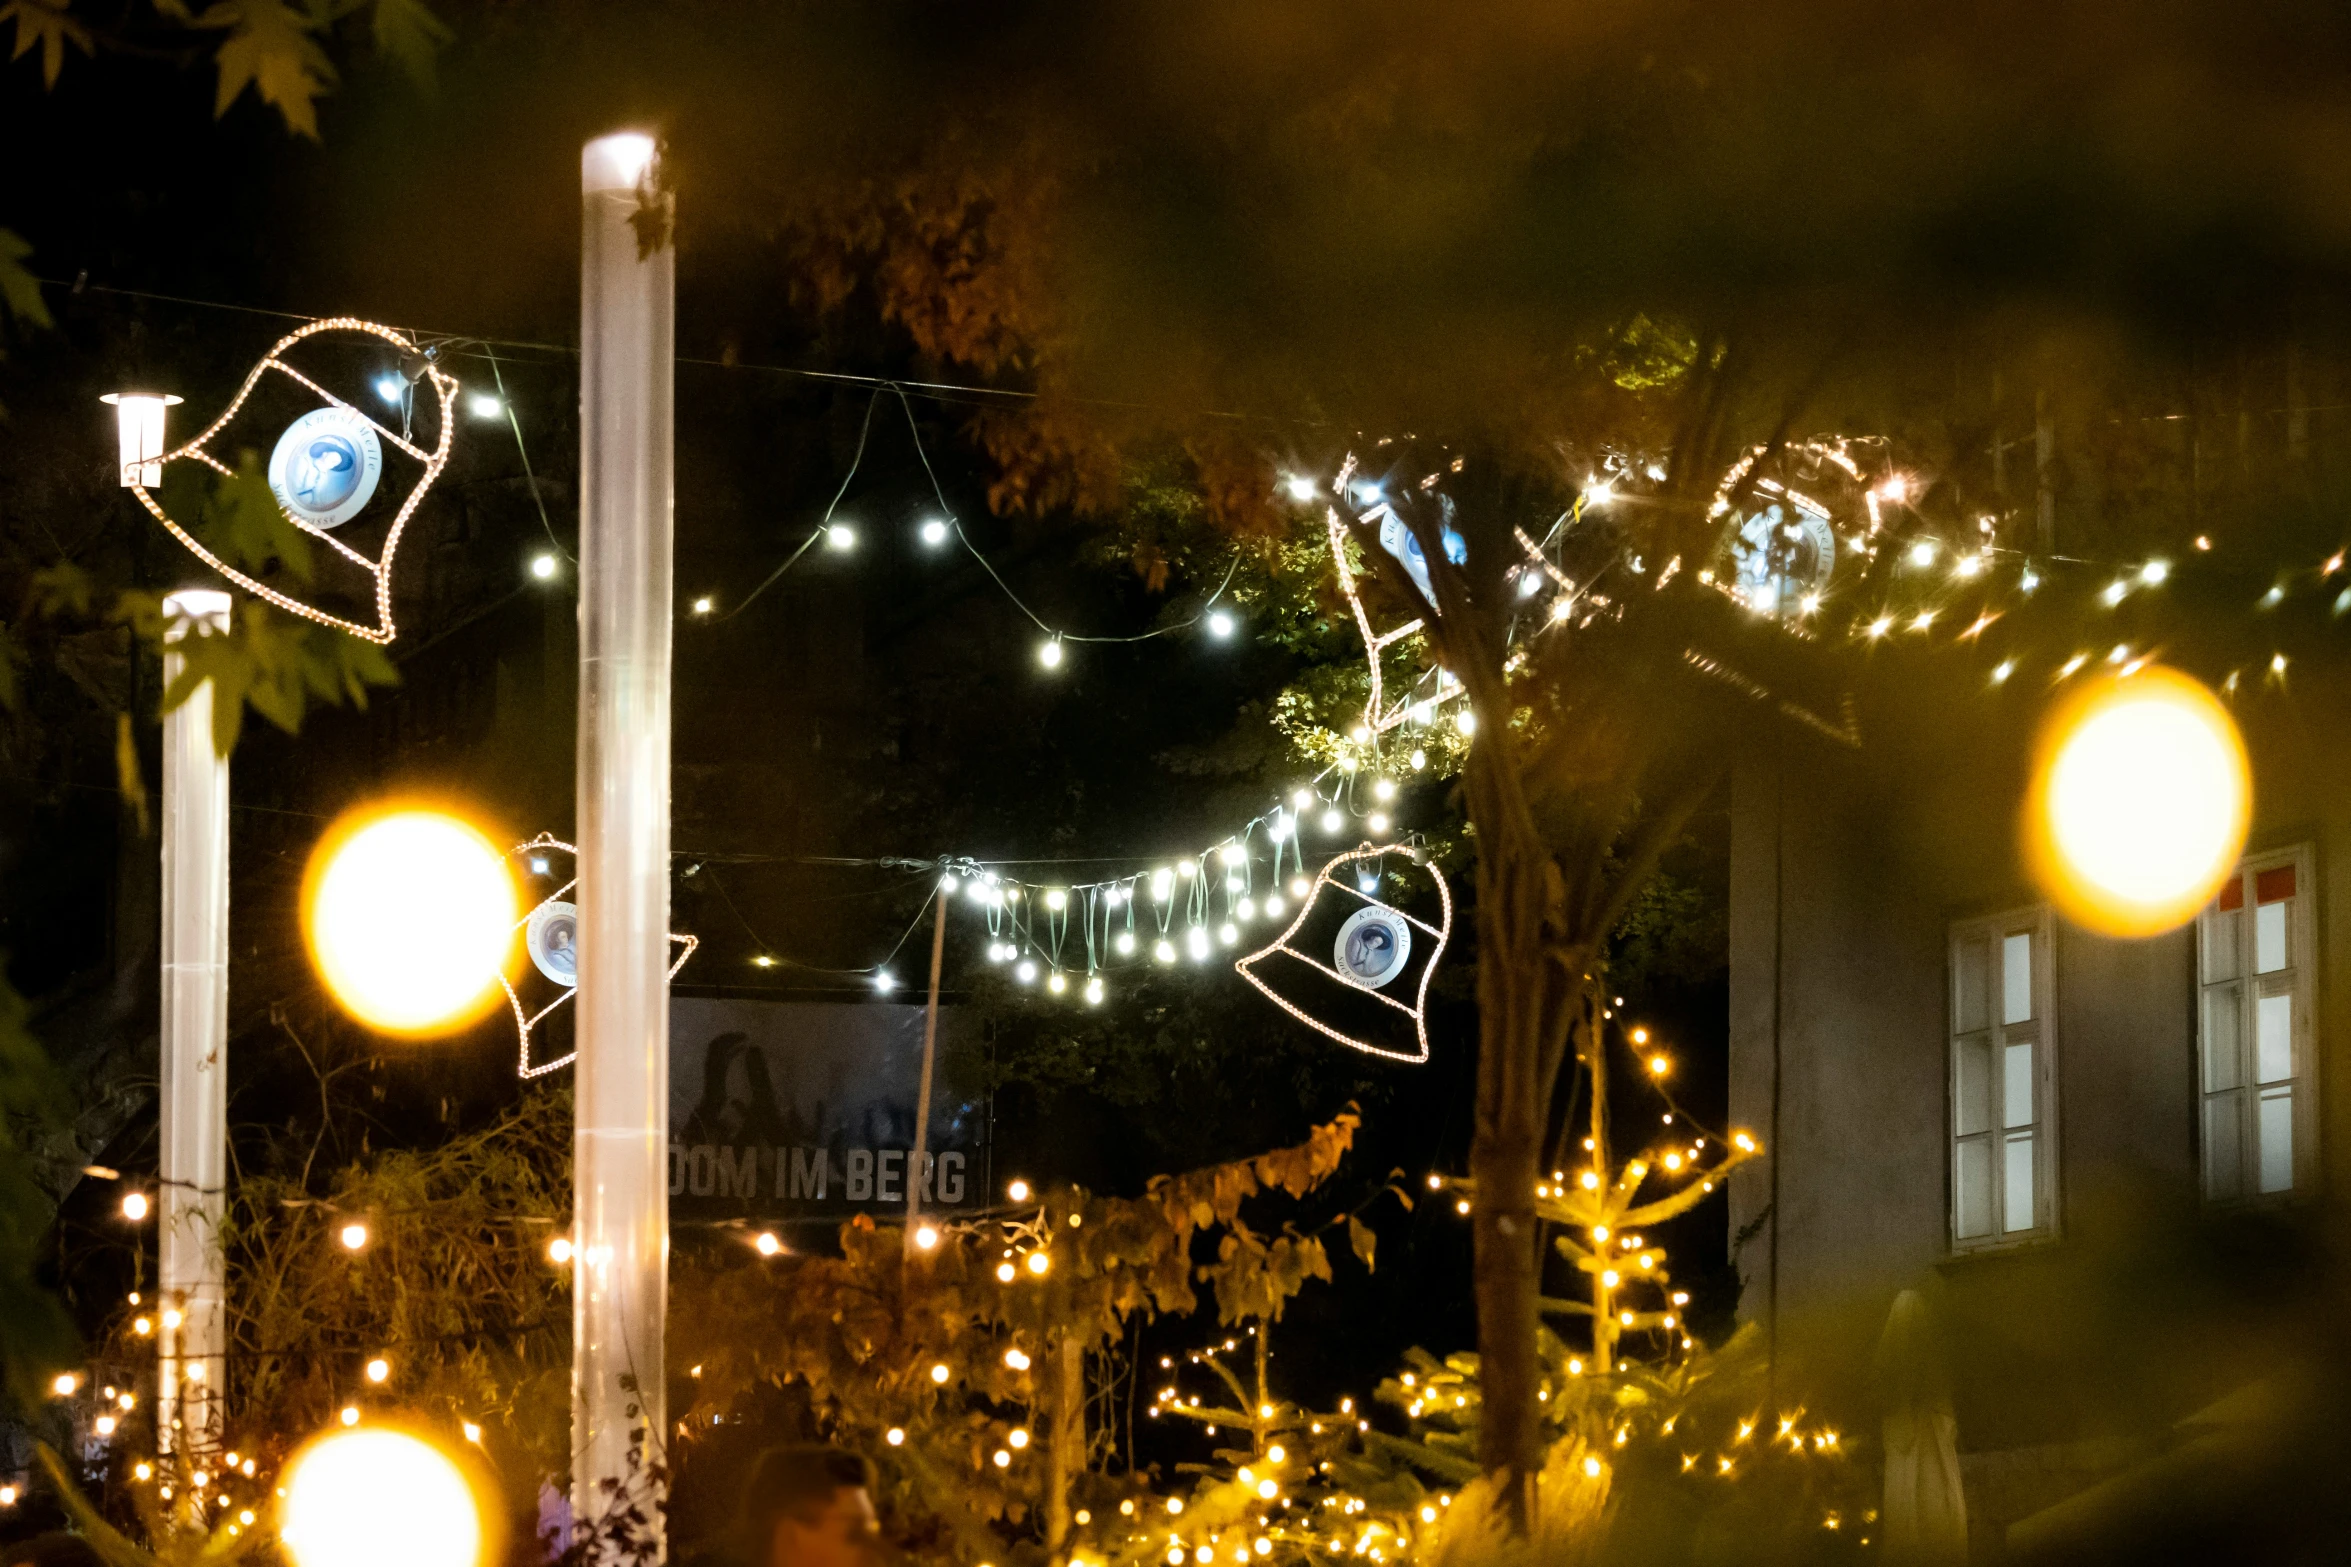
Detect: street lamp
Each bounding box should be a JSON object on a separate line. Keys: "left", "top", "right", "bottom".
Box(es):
{"left": 101, "top": 391, "right": 183, "bottom": 486}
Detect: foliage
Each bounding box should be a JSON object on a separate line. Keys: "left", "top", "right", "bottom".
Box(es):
{"left": 0, "top": 961, "right": 77, "bottom": 1404}
{"left": 25, "top": 454, "right": 399, "bottom": 760}
{"left": 56, "top": 1088, "right": 575, "bottom": 1540}
{"left": 5, "top": 0, "right": 449, "bottom": 137}
{"left": 673, "top": 1110, "right": 1373, "bottom": 1561}
{"left": 35, "top": 1440, "right": 263, "bottom": 1567}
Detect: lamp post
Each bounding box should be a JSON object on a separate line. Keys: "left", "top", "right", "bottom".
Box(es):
{"left": 100, "top": 391, "right": 182, "bottom": 487}
{"left": 108, "top": 387, "right": 230, "bottom": 1457}
{"left": 157, "top": 583, "right": 231, "bottom": 1456}
{"left": 574, "top": 130, "right": 674, "bottom": 1549}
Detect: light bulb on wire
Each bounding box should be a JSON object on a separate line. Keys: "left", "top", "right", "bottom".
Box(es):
{"left": 373, "top": 375, "right": 404, "bottom": 405}
{"left": 1320, "top": 808, "right": 1344, "bottom": 833}
{"left": 920, "top": 519, "right": 950, "bottom": 546}
{"left": 466, "top": 393, "right": 503, "bottom": 420}
{"left": 1038, "top": 637, "right": 1064, "bottom": 670}
{"left": 825, "top": 524, "right": 856, "bottom": 552}
{"left": 1206, "top": 611, "right": 1235, "bottom": 638}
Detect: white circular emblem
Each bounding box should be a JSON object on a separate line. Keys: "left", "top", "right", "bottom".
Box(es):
{"left": 268, "top": 407, "right": 383, "bottom": 530}
{"left": 1334, "top": 905, "right": 1412, "bottom": 990}
{"left": 526, "top": 900, "right": 579, "bottom": 987}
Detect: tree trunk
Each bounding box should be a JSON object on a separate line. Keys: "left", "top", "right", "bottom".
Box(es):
{"left": 1468, "top": 830, "right": 1554, "bottom": 1525}
{"left": 1046, "top": 1333, "right": 1084, "bottom": 1555}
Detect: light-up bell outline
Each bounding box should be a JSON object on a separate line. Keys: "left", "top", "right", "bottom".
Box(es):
{"left": 126, "top": 318, "right": 458, "bottom": 645}
{"left": 1234, "top": 844, "right": 1452, "bottom": 1065}
{"left": 505, "top": 834, "right": 698, "bottom": 1079}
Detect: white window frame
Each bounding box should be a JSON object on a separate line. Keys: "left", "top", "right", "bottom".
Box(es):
{"left": 2196, "top": 844, "right": 2318, "bottom": 1203}
{"left": 1948, "top": 905, "right": 2058, "bottom": 1252}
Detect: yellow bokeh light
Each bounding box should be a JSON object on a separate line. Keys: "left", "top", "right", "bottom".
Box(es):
{"left": 2028, "top": 667, "right": 2250, "bottom": 936}
{"left": 304, "top": 807, "right": 518, "bottom": 1036}
{"left": 280, "top": 1427, "right": 484, "bottom": 1567}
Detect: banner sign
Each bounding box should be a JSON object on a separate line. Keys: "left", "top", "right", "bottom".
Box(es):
{"left": 669, "top": 997, "right": 989, "bottom": 1221}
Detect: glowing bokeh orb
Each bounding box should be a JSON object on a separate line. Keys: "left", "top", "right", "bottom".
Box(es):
{"left": 2027, "top": 668, "right": 2250, "bottom": 936}
{"left": 304, "top": 808, "right": 518, "bottom": 1035}
{"left": 281, "top": 1427, "right": 483, "bottom": 1567}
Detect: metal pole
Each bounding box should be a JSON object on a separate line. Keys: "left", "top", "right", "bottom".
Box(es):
{"left": 575, "top": 130, "right": 673, "bottom": 1551}
{"left": 157, "top": 588, "right": 231, "bottom": 1458}
{"left": 905, "top": 889, "right": 948, "bottom": 1251}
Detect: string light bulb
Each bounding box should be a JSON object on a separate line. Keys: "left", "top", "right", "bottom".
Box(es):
{"left": 825, "top": 524, "right": 856, "bottom": 551}
{"left": 122, "top": 1191, "right": 149, "bottom": 1222}
{"left": 340, "top": 1223, "right": 368, "bottom": 1252}
{"left": 530, "top": 554, "right": 557, "bottom": 580}
{"left": 920, "top": 519, "right": 949, "bottom": 546}
{"left": 1207, "top": 611, "right": 1236, "bottom": 638}
{"left": 1038, "top": 637, "right": 1065, "bottom": 670}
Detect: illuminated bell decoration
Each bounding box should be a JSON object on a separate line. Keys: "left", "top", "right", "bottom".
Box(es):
{"left": 303, "top": 807, "right": 519, "bottom": 1037}
{"left": 123, "top": 318, "right": 459, "bottom": 644}
{"left": 1236, "top": 845, "right": 1453, "bottom": 1064}
{"left": 2026, "top": 666, "right": 2250, "bottom": 937}
{"left": 501, "top": 834, "right": 697, "bottom": 1079}
{"left": 281, "top": 1426, "right": 485, "bottom": 1567}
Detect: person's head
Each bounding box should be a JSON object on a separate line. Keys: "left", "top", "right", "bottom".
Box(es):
{"left": 741, "top": 1445, "right": 880, "bottom": 1567}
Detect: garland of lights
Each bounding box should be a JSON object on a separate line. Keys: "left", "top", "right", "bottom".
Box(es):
{"left": 129, "top": 319, "right": 458, "bottom": 645}
{"left": 1234, "top": 845, "right": 1454, "bottom": 1064}
{"left": 504, "top": 834, "right": 699, "bottom": 1079}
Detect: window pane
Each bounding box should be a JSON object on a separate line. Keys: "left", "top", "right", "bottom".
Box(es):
{"left": 2258, "top": 1087, "right": 2294, "bottom": 1194}
{"left": 2256, "top": 900, "right": 2289, "bottom": 975}
{"left": 1955, "top": 938, "right": 1990, "bottom": 1033}
{"left": 2002, "top": 1132, "right": 2036, "bottom": 1232}
{"left": 2202, "top": 907, "right": 2242, "bottom": 982}
{"left": 2202, "top": 984, "right": 2243, "bottom": 1090}
{"left": 2204, "top": 1092, "right": 2244, "bottom": 1202}
{"left": 1956, "top": 1034, "right": 1993, "bottom": 1136}
{"left": 2003, "top": 1041, "right": 2035, "bottom": 1129}
{"left": 2257, "top": 992, "right": 2293, "bottom": 1084}
{"left": 2002, "top": 932, "right": 2034, "bottom": 1024}
{"left": 1956, "top": 1138, "right": 1994, "bottom": 1240}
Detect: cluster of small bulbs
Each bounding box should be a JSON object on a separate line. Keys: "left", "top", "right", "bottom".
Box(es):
{"left": 1688, "top": 443, "right": 2345, "bottom": 702}
{"left": 922, "top": 771, "right": 1422, "bottom": 1001}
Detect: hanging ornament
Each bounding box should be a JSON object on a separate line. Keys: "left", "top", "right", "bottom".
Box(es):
{"left": 127, "top": 318, "right": 459, "bottom": 644}
{"left": 1711, "top": 439, "right": 1880, "bottom": 618}
{"left": 504, "top": 834, "right": 698, "bottom": 1079}
{"left": 1235, "top": 844, "right": 1452, "bottom": 1064}
{"left": 1327, "top": 462, "right": 1466, "bottom": 740}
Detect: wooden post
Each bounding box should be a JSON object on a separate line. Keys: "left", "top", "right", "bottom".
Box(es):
{"left": 906, "top": 887, "right": 948, "bottom": 1253}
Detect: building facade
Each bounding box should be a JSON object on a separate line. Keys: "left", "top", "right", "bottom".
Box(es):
{"left": 1726, "top": 652, "right": 2350, "bottom": 1550}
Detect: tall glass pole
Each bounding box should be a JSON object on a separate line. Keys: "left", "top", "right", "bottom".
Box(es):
{"left": 575, "top": 130, "right": 674, "bottom": 1551}
{"left": 157, "top": 587, "right": 231, "bottom": 1457}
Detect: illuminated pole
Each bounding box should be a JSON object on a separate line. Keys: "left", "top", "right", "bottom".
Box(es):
{"left": 904, "top": 888, "right": 948, "bottom": 1252}
{"left": 575, "top": 130, "right": 673, "bottom": 1546}
{"left": 157, "top": 585, "right": 231, "bottom": 1455}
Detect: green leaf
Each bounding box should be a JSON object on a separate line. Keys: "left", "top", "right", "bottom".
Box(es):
{"left": 180, "top": 449, "right": 315, "bottom": 585}
{"left": 115, "top": 711, "right": 148, "bottom": 835}
{"left": 1348, "top": 1213, "right": 1377, "bottom": 1271}
{"left": 156, "top": 599, "right": 397, "bottom": 757}
{"left": 202, "top": 0, "right": 336, "bottom": 139}
{"left": 370, "top": 0, "right": 448, "bottom": 90}
{"left": 0, "top": 227, "right": 51, "bottom": 328}
{"left": 27, "top": 560, "right": 95, "bottom": 617}
{"left": 0, "top": 0, "right": 93, "bottom": 89}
